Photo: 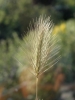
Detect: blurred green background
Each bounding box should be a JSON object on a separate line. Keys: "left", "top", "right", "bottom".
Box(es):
{"left": 0, "top": 0, "right": 75, "bottom": 100}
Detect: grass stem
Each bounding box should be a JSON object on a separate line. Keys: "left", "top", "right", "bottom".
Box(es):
{"left": 35, "top": 76, "right": 39, "bottom": 100}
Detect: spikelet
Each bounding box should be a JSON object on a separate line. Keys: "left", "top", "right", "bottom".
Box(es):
{"left": 16, "top": 16, "right": 61, "bottom": 78}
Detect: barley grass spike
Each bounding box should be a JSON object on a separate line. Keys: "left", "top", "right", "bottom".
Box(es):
{"left": 16, "top": 16, "right": 61, "bottom": 100}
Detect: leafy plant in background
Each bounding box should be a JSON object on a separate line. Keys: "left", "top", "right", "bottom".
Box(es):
{"left": 53, "top": 19, "right": 75, "bottom": 83}
{"left": 16, "top": 16, "right": 61, "bottom": 100}
{"left": 0, "top": 34, "right": 20, "bottom": 94}
{"left": 59, "top": 19, "right": 75, "bottom": 83}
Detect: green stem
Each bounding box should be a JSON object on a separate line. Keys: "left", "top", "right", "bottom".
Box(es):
{"left": 35, "top": 77, "right": 38, "bottom": 100}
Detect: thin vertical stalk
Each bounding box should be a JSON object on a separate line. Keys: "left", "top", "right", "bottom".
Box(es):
{"left": 35, "top": 77, "right": 39, "bottom": 100}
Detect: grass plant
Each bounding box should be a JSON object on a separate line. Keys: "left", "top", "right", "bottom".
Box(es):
{"left": 16, "top": 16, "right": 61, "bottom": 100}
